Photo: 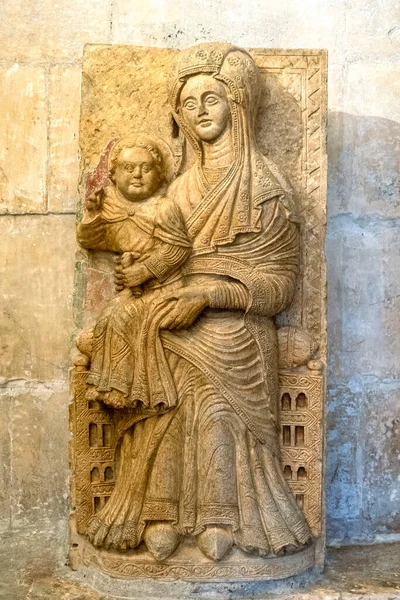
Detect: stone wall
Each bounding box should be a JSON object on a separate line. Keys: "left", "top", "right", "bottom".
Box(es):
{"left": 0, "top": 0, "right": 399, "bottom": 559}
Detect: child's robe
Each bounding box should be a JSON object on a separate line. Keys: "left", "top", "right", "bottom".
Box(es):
{"left": 77, "top": 185, "right": 192, "bottom": 411}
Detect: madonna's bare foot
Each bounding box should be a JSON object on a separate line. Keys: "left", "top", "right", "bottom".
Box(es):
{"left": 144, "top": 522, "right": 181, "bottom": 561}
{"left": 197, "top": 526, "right": 233, "bottom": 561}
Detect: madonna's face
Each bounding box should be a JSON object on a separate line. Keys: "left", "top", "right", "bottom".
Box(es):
{"left": 179, "top": 74, "right": 231, "bottom": 143}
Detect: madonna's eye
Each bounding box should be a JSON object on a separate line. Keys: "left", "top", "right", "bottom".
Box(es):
{"left": 124, "top": 165, "right": 134, "bottom": 173}
{"left": 205, "top": 95, "right": 219, "bottom": 106}
{"left": 183, "top": 99, "right": 196, "bottom": 111}
{"left": 142, "top": 165, "right": 151, "bottom": 173}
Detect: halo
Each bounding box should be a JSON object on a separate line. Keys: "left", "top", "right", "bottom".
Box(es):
{"left": 146, "top": 133, "right": 176, "bottom": 183}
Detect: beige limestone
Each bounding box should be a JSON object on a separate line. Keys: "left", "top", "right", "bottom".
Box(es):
{"left": 0, "top": 64, "right": 47, "bottom": 214}
{"left": 327, "top": 220, "right": 400, "bottom": 381}
{"left": 344, "top": 0, "right": 400, "bottom": 62}
{"left": 10, "top": 390, "right": 69, "bottom": 529}
{"left": 329, "top": 63, "right": 400, "bottom": 218}
{"left": 329, "top": 61, "right": 400, "bottom": 219}
{"left": 0, "top": 0, "right": 112, "bottom": 63}
{"left": 79, "top": 45, "right": 178, "bottom": 175}
{"left": 363, "top": 381, "right": 400, "bottom": 525}
{"left": 0, "top": 393, "right": 11, "bottom": 534}
{"left": 110, "top": 0, "right": 347, "bottom": 62}
{"left": 0, "top": 215, "right": 76, "bottom": 381}
{"left": 48, "top": 66, "right": 82, "bottom": 213}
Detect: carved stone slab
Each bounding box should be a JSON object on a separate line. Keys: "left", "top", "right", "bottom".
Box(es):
{"left": 70, "top": 44, "right": 327, "bottom": 582}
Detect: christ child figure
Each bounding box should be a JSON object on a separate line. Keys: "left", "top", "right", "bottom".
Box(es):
{"left": 77, "top": 135, "right": 192, "bottom": 410}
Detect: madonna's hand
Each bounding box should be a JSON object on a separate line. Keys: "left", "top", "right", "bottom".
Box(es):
{"left": 157, "top": 287, "right": 209, "bottom": 330}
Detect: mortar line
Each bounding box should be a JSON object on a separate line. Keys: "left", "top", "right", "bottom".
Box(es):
{"left": 0, "top": 211, "right": 76, "bottom": 217}
{"left": 109, "top": 0, "right": 115, "bottom": 42}
{"left": 0, "top": 379, "right": 69, "bottom": 391}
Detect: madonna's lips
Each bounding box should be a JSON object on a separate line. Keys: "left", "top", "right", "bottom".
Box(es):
{"left": 198, "top": 119, "right": 213, "bottom": 126}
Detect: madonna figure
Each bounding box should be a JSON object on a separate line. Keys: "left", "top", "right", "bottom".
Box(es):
{"left": 87, "top": 43, "right": 311, "bottom": 562}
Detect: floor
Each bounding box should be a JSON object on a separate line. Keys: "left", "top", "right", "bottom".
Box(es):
{"left": 1, "top": 528, "right": 399, "bottom": 599}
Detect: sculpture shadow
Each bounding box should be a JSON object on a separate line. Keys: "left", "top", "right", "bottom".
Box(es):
{"left": 326, "top": 110, "right": 400, "bottom": 544}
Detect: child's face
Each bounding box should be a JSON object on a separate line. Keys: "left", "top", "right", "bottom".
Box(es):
{"left": 114, "top": 147, "right": 161, "bottom": 202}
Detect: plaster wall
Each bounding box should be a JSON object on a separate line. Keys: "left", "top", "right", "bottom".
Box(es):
{"left": 0, "top": 0, "right": 399, "bottom": 566}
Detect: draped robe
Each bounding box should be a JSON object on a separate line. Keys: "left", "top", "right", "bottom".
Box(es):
{"left": 87, "top": 165, "right": 312, "bottom": 556}
{"left": 87, "top": 42, "right": 312, "bottom": 556}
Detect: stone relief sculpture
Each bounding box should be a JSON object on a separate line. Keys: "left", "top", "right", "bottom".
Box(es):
{"left": 71, "top": 42, "right": 327, "bottom": 582}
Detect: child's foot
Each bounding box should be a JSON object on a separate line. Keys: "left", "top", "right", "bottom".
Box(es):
{"left": 104, "top": 389, "right": 126, "bottom": 408}
{"left": 85, "top": 384, "right": 99, "bottom": 402}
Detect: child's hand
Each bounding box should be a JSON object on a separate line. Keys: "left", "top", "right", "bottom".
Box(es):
{"left": 123, "top": 264, "right": 152, "bottom": 288}
{"left": 114, "top": 263, "right": 152, "bottom": 289}
{"left": 85, "top": 189, "right": 103, "bottom": 214}
{"left": 114, "top": 253, "right": 142, "bottom": 292}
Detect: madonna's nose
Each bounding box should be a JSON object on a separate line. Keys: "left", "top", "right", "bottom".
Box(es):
{"left": 197, "top": 103, "right": 207, "bottom": 117}
{"left": 132, "top": 166, "right": 142, "bottom": 178}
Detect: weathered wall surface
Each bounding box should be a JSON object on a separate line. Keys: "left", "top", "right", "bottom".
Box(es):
{"left": 0, "top": 0, "right": 399, "bottom": 565}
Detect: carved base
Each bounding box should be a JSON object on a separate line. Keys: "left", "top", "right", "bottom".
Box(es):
{"left": 76, "top": 536, "right": 316, "bottom": 582}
